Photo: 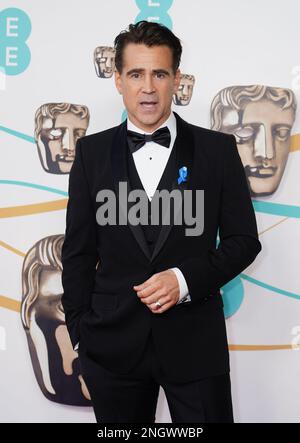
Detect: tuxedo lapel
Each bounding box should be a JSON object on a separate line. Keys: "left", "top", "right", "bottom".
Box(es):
{"left": 150, "top": 112, "right": 195, "bottom": 262}
{"left": 110, "top": 111, "right": 200, "bottom": 264}
{"left": 111, "top": 119, "right": 151, "bottom": 261}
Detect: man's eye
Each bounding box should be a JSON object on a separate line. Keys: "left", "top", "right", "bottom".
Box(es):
{"left": 131, "top": 73, "right": 140, "bottom": 78}
{"left": 156, "top": 73, "right": 165, "bottom": 79}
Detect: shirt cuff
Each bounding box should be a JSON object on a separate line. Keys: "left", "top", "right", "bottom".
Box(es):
{"left": 169, "top": 267, "right": 191, "bottom": 304}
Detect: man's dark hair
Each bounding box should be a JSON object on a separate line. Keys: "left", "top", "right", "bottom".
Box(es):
{"left": 114, "top": 20, "right": 182, "bottom": 74}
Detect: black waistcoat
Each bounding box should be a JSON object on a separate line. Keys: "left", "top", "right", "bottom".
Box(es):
{"left": 126, "top": 141, "right": 177, "bottom": 256}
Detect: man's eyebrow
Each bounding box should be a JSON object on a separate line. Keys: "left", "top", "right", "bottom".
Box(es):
{"left": 126, "top": 68, "right": 170, "bottom": 76}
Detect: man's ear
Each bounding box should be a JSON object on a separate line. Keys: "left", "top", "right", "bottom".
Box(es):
{"left": 114, "top": 70, "right": 122, "bottom": 94}
{"left": 173, "top": 69, "right": 181, "bottom": 94}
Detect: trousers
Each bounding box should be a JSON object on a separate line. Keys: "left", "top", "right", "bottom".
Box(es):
{"left": 78, "top": 330, "right": 234, "bottom": 423}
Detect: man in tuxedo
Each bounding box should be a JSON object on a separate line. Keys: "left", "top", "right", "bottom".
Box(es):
{"left": 61, "top": 20, "right": 262, "bottom": 423}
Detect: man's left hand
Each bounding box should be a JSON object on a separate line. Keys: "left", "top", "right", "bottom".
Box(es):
{"left": 133, "top": 270, "right": 180, "bottom": 314}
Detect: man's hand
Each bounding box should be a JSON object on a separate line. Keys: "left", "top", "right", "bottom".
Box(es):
{"left": 133, "top": 270, "right": 180, "bottom": 314}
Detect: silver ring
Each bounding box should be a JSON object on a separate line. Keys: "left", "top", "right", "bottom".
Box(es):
{"left": 155, "top": 300, "right": 162, "bottom": 307}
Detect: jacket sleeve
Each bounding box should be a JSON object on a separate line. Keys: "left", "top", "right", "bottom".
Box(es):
{"left": 61, "top": 138, "right": 99, "bottom": 348}
{"left": 178, "top": 134, "right": 262, "bottom": 303}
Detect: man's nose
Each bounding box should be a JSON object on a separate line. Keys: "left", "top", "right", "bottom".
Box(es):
{"left": 142, "top": 74, "right": 155, "bottom": 93}
{"left": 254, "top": 125, "right": 275, "bottom": 161}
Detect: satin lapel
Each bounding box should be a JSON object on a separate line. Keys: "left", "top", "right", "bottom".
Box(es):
{"left": 150, "top": 112, "right": 196, "bottom": 263}
{"left": 111, "top": 119, "right": 151, "bottom": 261}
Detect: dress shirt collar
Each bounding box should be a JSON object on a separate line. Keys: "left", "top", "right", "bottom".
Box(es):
{"left": 127, "top": 110, "right": 177, "bottom": 140}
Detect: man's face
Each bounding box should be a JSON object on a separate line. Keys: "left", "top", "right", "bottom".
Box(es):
{"left": 115, "top": 43, "right": 181, "bottom": 132}
{"left": 95, "top": 47, "right": 115, "bottom": 78}
{"left": 173, "top": 74, "right": 195, "bottom": 106}
{"left": 37, "top": 111, "right": 88, "bottom": 174}
{"left": 221, "top": 99, "right": 294, "bottom": 196}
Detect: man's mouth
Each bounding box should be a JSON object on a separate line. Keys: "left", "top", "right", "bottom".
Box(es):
{"left": 245, "top": 165, "right": 278, "bottom": 178}
{"left": 139, "top": 101, "right": 158, "bottom": 111}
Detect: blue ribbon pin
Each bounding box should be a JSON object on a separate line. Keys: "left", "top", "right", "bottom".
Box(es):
{"left": 177, "top": 166, "right": 188, "bottom": 185}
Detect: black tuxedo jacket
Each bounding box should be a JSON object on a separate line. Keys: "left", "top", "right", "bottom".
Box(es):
{"left": 61, "top": 111, "right": 261, "bottom": 382}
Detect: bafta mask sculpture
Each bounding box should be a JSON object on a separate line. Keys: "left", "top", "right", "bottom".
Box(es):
{"left": 34, "top": 103, "right": 89, "bottom": 174}
{"left": 94, "top": 46, "right": 116, "bottom": 78}
{"left": 21, "top": 235, "right": 91, "bottom": 405}
{"left": 211, "top": 85, "right": 296, "bottom": 196}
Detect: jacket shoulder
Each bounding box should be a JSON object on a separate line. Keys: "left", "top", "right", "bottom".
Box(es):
{"left": 75, "top": 124, "right": 122, "bottom": 164}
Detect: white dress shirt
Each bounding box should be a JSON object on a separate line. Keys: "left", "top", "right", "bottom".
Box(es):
{"left": 127, "top": 110, "right": 191, "bottom": 305}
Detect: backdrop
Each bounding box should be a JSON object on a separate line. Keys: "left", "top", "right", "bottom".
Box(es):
{"left": 0, "top": 0, "right": 299, "bottom": 422}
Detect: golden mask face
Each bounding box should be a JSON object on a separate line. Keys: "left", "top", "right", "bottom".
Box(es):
{"left": 35, "top": 103, "right": 89, "bottom": 174}
{"left": 21, "top": 235, "right": 91, "bottom": 406}
{"left": 211, "top": 86, "right": 296, "bottom": 196}
{"left": 94, "top": 46, "right": 116, "bottom": 78}
{"left": 173, "top": 74, "right": 195, "bottom": 106}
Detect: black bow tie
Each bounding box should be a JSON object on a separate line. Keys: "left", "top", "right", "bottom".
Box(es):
{"left": 127, "top": 126, "right": 171, "bottom": 154}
